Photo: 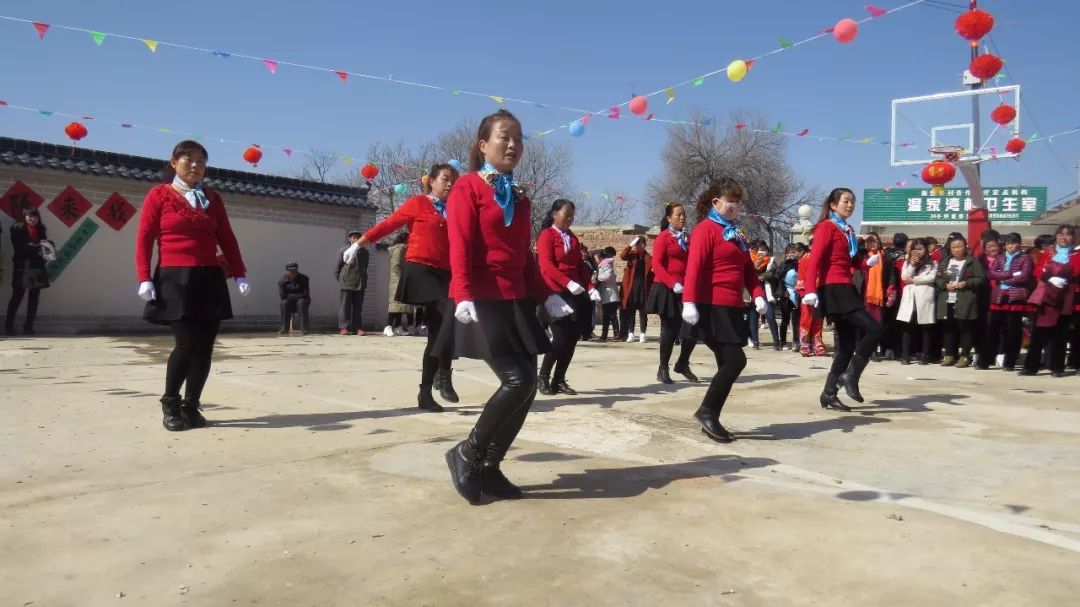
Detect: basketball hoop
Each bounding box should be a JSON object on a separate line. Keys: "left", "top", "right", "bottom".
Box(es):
{"left": 929, "top": 144, "right": 965, "bottom": 163}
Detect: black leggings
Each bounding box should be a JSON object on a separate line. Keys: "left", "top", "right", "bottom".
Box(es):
{"left": 420, "top": 301, "right": 451, "bottom": 387}
{"left": 471, "top": 354, "right": 538, "bottom": 455}
{"left": 901, "top": 321, "right": 932, "bottom": 360}
{"left": 829, "top": 309, "right": 883, "bottom": 376}
{"left": 5, "top": 286, "right": 41, "bottom": 329}
{"left": 699, "top": 341, "right": 747, "bottom": 414}
{"left": 600, "top": 302, "right": 619, "bottom": 338}
{"left": 941, "top": 304, "right": 975, "bottom": 358}
{"left": 659, "top": 315, "right": 697, "bottom": 367}
{"left": 165, "top": 318, "right": 221, "bottom": 402}
{"left": 980, "top": 310, "right": 1023, "bottom": 368}
{"left": 620, "top": 306, "right": 647, "bottom": 336}
{"left": 1025, "top": 315, "right": 1070, "bottom": 374}
{"left": 779, "top": 298, "right": 799, "bottom": 344}
{"left": 540, "top": 316, "right": 579, "bottom": 382}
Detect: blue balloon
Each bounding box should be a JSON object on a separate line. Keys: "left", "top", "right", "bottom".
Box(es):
{"left": 569, "top": 120, "right": 585, "bottom": 138}
{"left": 448, "top": 159, "right": 463, "bottom": 171}
{"left": 393, "top": 183, "right": 408, "bottom": 196}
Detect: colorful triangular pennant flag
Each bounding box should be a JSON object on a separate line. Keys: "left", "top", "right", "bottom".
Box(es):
{"left": 143, "top": 39, "right": 158, "bottom": 53}
{"left": 859, "top": 136, "right": 875, "bottom": 144}
{"left": 335, "top": 71, "right": 348, "bottom": 82}
{"left": 263, "top": 60, "right": 278, "bottom": 74}
{"left": 90, "top": 31, "right": 106, "bottom": 46}
{"left": 1027, "top": 132, "right": 1039, "bottom": 142}
{"left": 283, "top": 148, "right": 292, "bottom": 157}
{"left": 691, "top": 77, "right": 705, "bottom": 87}
{"left": 778, "top": 37, "right": 794, "bottom": 49}
{"left": 491, "top": 96, "right": 505, "bottom": 104}
{"left": 608, "top": 106, "right": 620, "bottom": 119}
{"left": 796, "top": 129, "right": 810, "bottom": 136}
{"left": 771, "top": 122, "right": 783, "bottom": 134}
{"left": 342, "top": 156, "right": 352, "bottom": 166}
{"left": 582, "top": 115, "right": 592, "bottom": 126}
{"left": 734, "top": 123, "right": 747, "bottom": 130}
{"left": 644, "top": 113, "right": 654, "bottom": 121}
{"left": 665, "top": 87, "right": 675, "bottom": 104}
{"left": 212, "top": 51, "right": 231, "bottom": 58}
{"left": 39, "top": 110, "right": 53, "bottom": 116}
{"left": 865, "top": 4, "right": 888, "bottom": 17}
{"left": 32, "top": 22, "right": 49, "bottom": 39}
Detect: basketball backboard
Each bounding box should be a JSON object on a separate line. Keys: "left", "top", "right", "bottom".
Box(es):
{"left": 890, "top": 85, "right": 1020, "bottom": 167}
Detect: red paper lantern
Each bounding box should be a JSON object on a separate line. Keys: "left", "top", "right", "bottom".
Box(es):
{"left": 242, "top": 145, "right": 263, "bottom": 167}
{"left": 955, "top": 9, "right": 994, "bottom": 45}
{"left": 921, "top": 160, "right": 956, "bottom": 196}
{"left": 990, "top": 104, "right": 1017, "bottom": 126}
{"left": 360, "top": 163, "right": 379, "bottom": 180}
{"left": 969, "top": 53, "right": 1003, "bottom": 81}
{"left": 64, "top": 121, "right": 88, "bottom": 142}
{"left": 1005, "top": 138, "right": 1026, "bottom": 155}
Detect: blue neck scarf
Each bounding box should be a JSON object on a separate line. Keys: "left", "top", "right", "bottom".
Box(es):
{"left": 830, "top": 212, "right": 858, "bottom": 257}
{"left": 1052, "top": 244, "right": 1071, "bottom": 264}
{"left": 1001, "top": 250, "right": 1021, "bottom": 289}
{"left": 706, "top": 208, "right": 747, "bottom": 252}
{"left": 172, "top": 175, "right": 210, "bottom": 210}
{"left": 669, "top": 226, "right": 688, "bottom": 251}
{"left": 429, "top": 195, "right": 446, "bottom": 219}
{"left": 481, "top": 162, "right": 515, "bottom": 227}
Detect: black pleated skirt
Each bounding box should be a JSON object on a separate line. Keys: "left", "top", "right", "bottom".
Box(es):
{"left": 815, "top": 283, "right": 864, "bottom": 319}
{"left": 143, "top": 266, "right": 233, "bottom": 325}
{"left": 693, "top": 304, "right": 749, "bottom": 345}
{"left": 395, "top": 261, "right": 449, "bottom": 306}
{"left": 646, "top": 283, "right": 682, "bottom": 319}
{"left": 448, "top": 298, "right": 551, "bottom": 360}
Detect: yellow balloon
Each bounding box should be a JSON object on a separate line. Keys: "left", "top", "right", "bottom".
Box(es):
{"left": 421, "top": 174, "right": 430, "bottom": 188}
{"left": 727, "top": 59, "right": 747, "bottom": 83}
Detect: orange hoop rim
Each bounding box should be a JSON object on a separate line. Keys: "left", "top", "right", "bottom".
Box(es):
{"left": 929, "top": 144, "right": 965, "bottom": 162}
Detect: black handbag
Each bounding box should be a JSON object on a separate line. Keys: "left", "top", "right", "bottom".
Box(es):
{"left": 22, "top": 268, "right": 50, "bottom": 290}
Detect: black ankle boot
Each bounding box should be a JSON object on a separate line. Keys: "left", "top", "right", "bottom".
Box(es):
{"left": 537, "top": 375, "right": 555, "bottom": 395}
{"left": 837, "top": 354, "right": 870, "bottom": 403}
{"left": 553, "top": 380, "right": 577, "bottom": 396}
{"left": 435, "top": 369, "right": 460, "bottom": 403}
{"left": 445, "top": 434, "right": 484, "bottom": 504}
{"left": 657, "top": 365, "right": 674, "bottom": 384}
{"left": 672, "top": 361, "right": 699, "bottom": 382}
{"left": 417, "top": 385, "right": 444, "bottom": 412}
{"left": 481, "top": 445, "right": 522, "bottom": 500}
{"left": 693, "top": 406, "right": 734, "bottom": 442}
{"left": 180, "top": 399, "right": 207, "bottom": 428}
{"left": 160, "top": 396, "right": 186, "bottom": 431}
{"left": 819, "top": 373, "right": 851, "bottom": 412}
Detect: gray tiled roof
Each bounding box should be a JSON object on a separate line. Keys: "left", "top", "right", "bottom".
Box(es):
{"left": 0, "top": 137, "right": 373, "bottom": 209}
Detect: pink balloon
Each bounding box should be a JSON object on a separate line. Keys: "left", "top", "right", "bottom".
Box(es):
{"left": 834, "top": 18, "right": 858, "bottom": 44}
{"left": 629, "top": 95, "right": 648, "bottom": 115}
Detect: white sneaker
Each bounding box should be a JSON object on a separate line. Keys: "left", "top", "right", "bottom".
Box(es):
{"left": 638, "top": 333, "right": 646, "bottom": 343}
{"left": 995, "top": 354, "right": 1004, "bottom": 367}
{"left": 626, "top": 332, "right": 635, "bottom": 343}
{"left": 382, "top": 326, "right": 394, "bottom": 337}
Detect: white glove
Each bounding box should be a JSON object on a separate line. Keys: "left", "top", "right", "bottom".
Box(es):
{"left": 1012, "top": 271, "right": 1023, "bottom": 277}
{"left": 673, "top": 282, "right": 684, "bottom": 294}
{"left": 682, "top": 302, "right": 699, "bottom": 325}
{"left": 235, "top": 277, "right": 250, "bottom": 296}
{"left": 566, "top": 280, "right": 585, "bottom": 295}
{"left": 802, "top": 293, "right": 820, "bottom": 308}
{"left": 866, "top": 254, "right": 881, "bottom": 267}
{"left": 137, "top": 281, "right": 156, "bottom": 302}
{"left": 455, "top": 301, "right": 478, "bottom": 324}
{"left": 544, "top": 294, "right": 574, "bottom": 319}
{"left": 588, "top": 288, "right": 601, "bottom": 302}
{"left": 1048, "top": 276, "right": 1068, "bottom": 289}
{"left": 343, "top": 242, "right": 360, "bottom": 264}
{"left": 754, "top": 296, "right": 768, "bottom": 316}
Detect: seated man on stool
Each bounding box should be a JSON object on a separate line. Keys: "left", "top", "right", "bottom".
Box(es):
{"left": 278, "top": 262, "right": 311, "bottom": 334}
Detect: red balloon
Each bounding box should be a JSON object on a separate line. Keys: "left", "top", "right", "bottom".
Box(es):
{"left": 1005, "top": 138, "right": 1026, "bottom": 155}
{"left": 955, "top": 9, "right": 994, "bottom": 43}
{"left": 64, "top": 121, "right": 88, "bottom": 142}
{"left": 990, "top": 104, "right": 1016, "bottom": 126}
{"left": 629, "top": 95, "right": 648, "bottom": 115}
{"left": 360, "top": 163, "right": 379, "bottom": 180}
{"left": 969, "top": 53, "right": 1003, "bottom": 81}
{"left": 242, "top": 145, "right": 263, "bottom": 167}
{"left": 833, "top": 18, "right": 858, "bottom": 44}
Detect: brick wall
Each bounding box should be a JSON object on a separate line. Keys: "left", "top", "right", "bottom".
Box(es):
{"left": 0, "top": 165, "right": 383, "bottom": 334}
{"left": 574, "top": 224, "right": 663, "bottom": 331}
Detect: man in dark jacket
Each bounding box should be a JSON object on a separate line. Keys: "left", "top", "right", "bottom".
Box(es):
{"left": 336, "top": 228, "right": 369, "bottom": 335}
{"left": 278, "top": 261, "right": 311, "bottom": 334}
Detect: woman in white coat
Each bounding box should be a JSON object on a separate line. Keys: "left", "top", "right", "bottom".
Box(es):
{"left": 896, "top": 238, "right": 938, "bottom": 365}
{"left": 596, "top": 246, "right": 622, "bottom": 340}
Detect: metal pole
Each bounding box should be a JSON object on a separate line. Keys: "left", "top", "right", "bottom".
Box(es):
{"left": 969, "top": 0, "right": 982, "bottom": 182}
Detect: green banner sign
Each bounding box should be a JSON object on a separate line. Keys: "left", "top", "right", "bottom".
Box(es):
{"left": 48, "top": 217, "right": 99, "bottom": 282}
{"left": 863, "top": 187, "right": 1047, "bottom": 223}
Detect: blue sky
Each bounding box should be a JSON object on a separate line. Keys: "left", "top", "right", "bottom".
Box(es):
{"left": 1, "top": 1, "right": 1077, "bottom": 226}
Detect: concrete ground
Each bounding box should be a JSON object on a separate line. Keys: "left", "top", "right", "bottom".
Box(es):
{"left": 1, "top": 331, "right": 1078, "bottom": 606}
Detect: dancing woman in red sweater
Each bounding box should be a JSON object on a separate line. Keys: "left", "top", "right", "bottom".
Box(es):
{"left": 536, "top": 199, "right": 601, "bottom": 396}
{"left": 647, "top": 202, "right": 699, "bottom": 384}
{"left": 681, "top": 178, "right": 767, "bottom": 442}
{"left": 444, "top": 110, "right": 574, "bottom": 503}
{"left": 802, "top": 188, "right": 883, "bottom": 411}
{"left": 135, "top": 141, "right": 249, "bottom": 431}
{"left": 356, "top": 164, "right": 460, "bottom": 412}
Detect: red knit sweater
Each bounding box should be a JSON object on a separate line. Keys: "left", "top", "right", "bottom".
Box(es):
{"left": 536, "top": 226, "right": 592, "bottom": 293}
{"left": 804, "top": 221, "right": 866, "bottom": 294}
{"left": 683, "top": 219, "right": 764, "bottom": 306}
{"left": 363, "top": 195, "right": 449, "bottom": 270}
{"left": 447, "top": 172, "right": 548, "bottom": 303}
{"left": 651, "top": 228, "right": 688, "bottom": 289}
{"left": 135, "top": 184, "right": 246, "bottom": 282}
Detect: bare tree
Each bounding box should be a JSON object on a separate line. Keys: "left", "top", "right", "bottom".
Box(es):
{"left": 295, "top": 148, "right": 340, "bottom": 184}
{"left": 647, "top": 109, "right": 819, "bottom": 249}
{"left": 341, "top": 140, "right": 436, "bottom": 219}
{"left": 574, "top": 191, "right": 638, "bottom": 226}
